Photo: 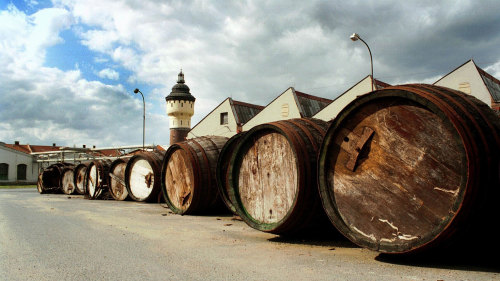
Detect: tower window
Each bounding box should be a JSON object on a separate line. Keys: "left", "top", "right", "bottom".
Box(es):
{"left": 181, "top": 120, "right": 183, "bottom": 125}
{"left": 220, "top": 112, "right": 228, "bottom": 125}
{"left": 181, "top": 102, "right": 183, "bottom": 107}
{"left": 171, "top": 103, "right": 173, "bottom": 107}
{"left": 191, "top": 104, "right": 193, "bottom": 108}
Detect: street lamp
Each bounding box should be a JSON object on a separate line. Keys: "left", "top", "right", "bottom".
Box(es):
{"left": 350, "top": 33, "right": 374, "bottom": 92}
{"left": 134, "top": 88, "right": 145, "bottom": 150}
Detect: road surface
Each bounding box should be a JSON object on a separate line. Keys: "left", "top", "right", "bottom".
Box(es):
{"left": 0, "top": 188, "right": 498, "bottom": 280}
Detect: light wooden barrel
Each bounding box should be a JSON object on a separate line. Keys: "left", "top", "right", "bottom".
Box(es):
{"left": 227, "top": 118, "right": 332, "bottom": 235}
{"left": 318, "top": 84, "right": 500, "bottom": 254}
{"left": 61, "top": 167, "right": 76, "bottom": 195}
{"left": 108, "top": 158, "right": 130, "bottom": 201}
{"left": 125, "top": 151, "right": 165, "bottom": 202}
{"left": 73, "top": 163, "right": 89, "bottom": 195}
{"left": 85, "top": 160, "right": 111, "bottom": 199}
{"left": 161, "top": 136, "right": 228, "bottom": 215}
{"left": 216, "top": 133, "right": 246, "bottom": 215}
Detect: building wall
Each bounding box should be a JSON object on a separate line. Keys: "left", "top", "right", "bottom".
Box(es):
{"left": 187, "top": 99, "right": 239, "bottom": 139}
{"left": 0, "top": 146, "right": 38, "bottom": 184}
{"left": 242, "top": 88, "right": 301, "bottom": 131}
{"left": 314, "top": 76, "right": 373, "bottom": 121}
{"left": 434, "top": 60, "right": 492, "bottom": 106}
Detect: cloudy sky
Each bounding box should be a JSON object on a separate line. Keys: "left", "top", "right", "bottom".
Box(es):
{"left": 1, "top": 0, "right": 500, "bottom": 148}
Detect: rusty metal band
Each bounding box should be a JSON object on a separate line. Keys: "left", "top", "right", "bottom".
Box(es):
{"left": 288, "top": 119, "right": 320, "bottom": 152}
{"left": 301, "top": 118, "right": 327, "bottom": 136}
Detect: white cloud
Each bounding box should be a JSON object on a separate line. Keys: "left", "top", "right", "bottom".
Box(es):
{"left": 98, "top": 68, "right": 119, "bottom": 80}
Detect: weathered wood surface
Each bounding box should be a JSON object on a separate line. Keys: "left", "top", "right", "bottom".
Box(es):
{"left": 61, "top": 168, "right": 75, "bottom": 195}
{"left": 73, "top": 163, "right": 89, "bottom": 195}
{"left": 125, "top": 151, "right": 164, "bottom": 203}
{"left": 162, "top": 136, "right": 228, "bottom": 214}
{"left": 108, "top": 158, "right": 129, "bottom": 201}
{"left": 228, "top": 118, "right": 333, "bottom": 235}
{"left": 165, "top": 149, "right": 194, "bottom": 212}
{"left": 238, "top": 132, "right": 298, "bottom": 224}
{"left": 318, "top": 84, "right": 500, "bottom": 254}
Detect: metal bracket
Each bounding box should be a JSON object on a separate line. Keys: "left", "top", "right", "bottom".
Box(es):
{"left": 339, "top": 127, "right": 375, "bottom": 172}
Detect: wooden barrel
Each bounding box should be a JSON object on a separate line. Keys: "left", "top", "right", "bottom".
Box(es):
{"left": 317, "top": 84, "right": 500, "bottom": 255}
{"left": 39, "top": 163, "right": 74, "bottom": 193}
{"left": 85, "top": 160, "right": 111, "bottom": 199}
{"left": 125, "top": 151, "right": 165, "bottom": 202}
{"left": 73, "top": 163, "right": 89, "bottom": 195}
{"left": 216, "top": 132, "right": 246, "bottom": 215}
{"left": 61, "top": 167, "right": 76, "bottom": 195}
{"left": 108, "top": 158, "right": 130, "bottom": 201}
{"left": 227, "top": 118, "right": 332, "bottom": 235}
{"left": 161, "top": 136, "right": 228, "bottom": 215}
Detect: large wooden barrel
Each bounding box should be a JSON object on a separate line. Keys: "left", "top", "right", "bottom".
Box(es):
{"left": 108, "top": 158, "right": 130, "bottom": 201}
{"left": 61, "top": 167, "right": 76, "bottom": 195}
{"left": 39, "top": 163, "right": 74, "bottom": 193}
{"left": 125, "top": 151, "right": 165, "bottom": 202}
{"left": 216, "top": 132, "right": 247, "bottom": 214}
{"left": 161, "top": 136, "right": 228, "bottom": 215}
{"left": 227, "top": 118, "right": 332, "bottom": 235}
{"left": 73, "top": 163, "right": 89, "bottom": 195}
{"left": 85, "top": 160, "right": 111, "bottom": 199}
{"left": 317, "top": 84, "right": 500, "bottom": 255}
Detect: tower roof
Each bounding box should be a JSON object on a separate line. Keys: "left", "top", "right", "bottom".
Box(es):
{"left": 166, "top": 70, "right": 196, "bottom": 102}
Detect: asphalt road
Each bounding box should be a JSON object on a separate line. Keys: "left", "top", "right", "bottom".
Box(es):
{"left": 0, "top": 188, "right": 498, "bottom": 281}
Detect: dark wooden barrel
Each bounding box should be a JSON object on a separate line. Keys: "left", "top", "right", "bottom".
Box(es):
{"left": 125, "top": 151, "right": 165, "bottom": 202}
{"left": 161, "top": 136, "right": 228, "bottom": 215}
{"left": 61, "top": 167, "right": 76, "bottom": 195}
{"left": 216, "top": 132, "right": 247, "bottom": 215}
{"left": 73, "top": 163, "right": 89, "bottom": 195}
{"left": 108, "top": 158, "right": 130, "bottom": 201}
{"left": 227, "top": 118, "right": 332, "bottom": 235}
{"left": 85, "top": 160, "right": 112, "bottom": 199}
{"left": 39, "top": 163, "right": 74, "bottom": 193}
{"left": 317, "top": 84, "right": 500, "bottom": 255}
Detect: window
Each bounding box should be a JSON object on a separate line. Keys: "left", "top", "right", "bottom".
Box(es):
{"left": 459, "top": 82, "right": 471, "bottom": 94}
{"left": 220, "top": 112, "right": 228, "bottom": 125}
{"left": 181, "top": 102, "right": 183, "bottom": 107}
{"left": 281, "top": 103, "right": 289, "bottom": 117}
{"left": 17, "top": 164, "right": 27, "bottom": 180}
{"left": 0, "top": 163, "right": 8, "bottom": 180}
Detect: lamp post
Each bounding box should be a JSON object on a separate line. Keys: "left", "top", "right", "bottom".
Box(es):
{"left": 134, "top": 88, "right": 145, "bottom": 150}
{"left": 350, "top": 33, "right": 374, "bottom": 92}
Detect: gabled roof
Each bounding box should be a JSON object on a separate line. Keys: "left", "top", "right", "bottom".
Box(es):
{"left": 230, "top": 99, "right": 265, "bottom": 125}
{"left": 476, "top": 66, "right": 500, "bottom": 102}
{"left": 3, "top": 143, "right": 61, "bottom": 154}
{"left": 434, "top": 59, "right": 500, "bottom": 103}
{"left": 294, "top": 91, "right": 332, "bottom": 117}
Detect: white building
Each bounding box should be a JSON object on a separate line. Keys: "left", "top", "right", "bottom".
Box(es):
{"left": 0, "top": 142, "right": 58, "bottom": 184}
{"left": 314, "top": 75, "right": 390, "bottom": 121}
{"left": 434, "top": 59, "right": 500, "bottom": 112}
{"left": 242, "top": 87, "right": 331, "bottom": 131}
{"left": 188, "top": 98, "right": 264, "bottom": 139}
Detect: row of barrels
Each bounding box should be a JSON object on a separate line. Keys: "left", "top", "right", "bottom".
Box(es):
{"left": 37, "top": 151, "right": 166, "bottom": 202}
{"left": 38, "top": 84, "right": 500, "bottom": 256}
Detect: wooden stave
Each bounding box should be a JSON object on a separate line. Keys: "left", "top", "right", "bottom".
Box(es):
{"left": 317, "top": 84, "right": 500, "bottom": 255}
{"left": 124, "top": 151, "right": 165, "bottom": 203}
{"left": 216, "top": 132, "right": 247, "bottom": 215}
{"left": 161, "top": 136, "right": 228, "bottom": 215}
{"left": 85, "top": 160, "right": 111, "bottom": 200}
{"left": 73, "top": 163, "right": 89, "bottom": 195}
{"left": 108, "top": 158, "right": 130, "bottom": 201}
{"left": 227, "top": 118, "right": 331, "bottom": 235}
